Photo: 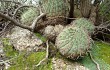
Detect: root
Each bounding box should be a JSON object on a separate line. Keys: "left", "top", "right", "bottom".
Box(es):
{"left": 89, "top": 52, "right": 100, "bottom": 70}
{"left": 34, "top": 40, "right": 49, "bottom": 67}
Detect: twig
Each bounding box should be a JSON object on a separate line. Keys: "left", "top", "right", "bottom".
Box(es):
{"left": 34, "top": 40, "right": 49, "bottom": 67}
{"left": 31, "top": 13, "right": 46, "bottom": 31}
{"left": 13, "top": 5, "right": 37, "bottom": 16}
{"left": 0, "top": 12, "right": 32, "bottom": 31}
{"left": 0, "top": 7, "right": 46, "bottom": 32}
{"left": 89, "top": 52, "right": 100, "bottom": 70}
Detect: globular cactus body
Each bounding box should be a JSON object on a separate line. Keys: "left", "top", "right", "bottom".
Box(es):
{"left": 56, "top": 26, "right": 92, "bottom": 60}
{"left": 71, "top": 18, "right": 95, "bottom": 33}
{"left": 42, "top": 0, "right": 69, "bottom": 17}
{"left": 20, "top": 8, "right": 39, "bottom": 25}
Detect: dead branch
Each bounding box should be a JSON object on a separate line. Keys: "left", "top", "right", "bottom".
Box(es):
{"left": 89, "top": 52, "right": 100, "bottom": 70}
{"left": 0, "top": 12, "right": 32, "bottom": 31}
{"left": 0, "top": 11, "right": 46, "bottom": 31}
{"left": 31, "top": 13, "right": 46, "bottom": 30}
{"left": 34, "top": 40, "right": 49, "bottom": 67}
{"left": 13, "top": 5, "right": 37, "bottom": 16}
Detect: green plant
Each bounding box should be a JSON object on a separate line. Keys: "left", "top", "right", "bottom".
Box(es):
{"left": 55, "top": 26, "right": 92, "bottom": 60}
{"left": 72, "top": 18, "right": 95, "bottom": 33}
{"left": 2, "top": 38, "right": 18, "bottom": 57}
{"left": 35, "top": 33, "right": 47, "bottom": 42}
{"left": 20, "top": 8, "right": 39, "bottom": 25}
{"left": 42, "top": 0, "right": 69, "bottom": 17}
{"left": 99, "top": 0, "right": 110, "bottom": 20}
{"left": 79, "top": 41, "right": 110, "bottom": 70}
{"left": 8, "top": 51, "right": 52, "bottom": 70}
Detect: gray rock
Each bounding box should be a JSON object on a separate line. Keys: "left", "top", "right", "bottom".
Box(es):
{"left": 43, "top": 24, "right": 64, "bottom": 40}
{"left": 52, "top": 58, "right": 89, "bottom": 70}
{"left": 6, "top": 27, "right": 43, "bottom": 51}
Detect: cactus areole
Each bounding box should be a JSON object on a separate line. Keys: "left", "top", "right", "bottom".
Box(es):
{"left": 56, "top": 27, "right": 92, "bottom": 60}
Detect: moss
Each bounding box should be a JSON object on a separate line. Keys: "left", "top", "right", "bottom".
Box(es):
{"left": 7, "top": 51, "right": 52, "bottom": 70}
{"left": 2, "top": 38, "right": 19, "bottom": 57}
{"left": 93, "top": 42, "right": 110, "bottom": 64}
{"left": 79, "top": 41, "right": 110, "bottom": 70}
{"left": 35, "top": 33, "right": 47, "bottom": 42}
{"left": 2, "top": 38, "right": 52, "bottom": 70}
{"left": 36, "top": 59, "right": 52, "bottom": 70}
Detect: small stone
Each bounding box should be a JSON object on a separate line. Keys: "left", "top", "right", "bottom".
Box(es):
{"left": 52, "top": 58, "right": 89, "bottom": 70}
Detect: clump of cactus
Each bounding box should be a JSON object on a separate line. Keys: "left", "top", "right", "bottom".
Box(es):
{"left": 55, "top": 26, "right": 92, "bottom": 60}
{"left": 71, "top": 18, "right": 95, "bottom": 33}
{"left": 20, "top": 8, "right": 39, "bottom": 25}
{"left": 42, "top": 0, "right": 69, "bottom": 17}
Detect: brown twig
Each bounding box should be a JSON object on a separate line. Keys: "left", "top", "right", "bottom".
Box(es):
{"left": 34, "top": 40, "right": 49, "bottom": 67}
{"left": 31, "top": 13, "right": 46, "bottom": 31}
{"left": 0, "top": 11, "right": 46, "bottom": 31}
{"left": 0, "top": 12, "right": 32, "bottom": 31}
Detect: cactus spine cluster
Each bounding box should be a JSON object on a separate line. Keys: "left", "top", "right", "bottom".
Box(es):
{"left": 42, "top": 0, "right": 69, "bottom": 17}
{"left": 71, "top": 18, "right": 95, "bottom": 33}
{"left": 20, "top": 8, "right": 39, "bottom": 25}
{"left": 56, "top": 26, "right": 92, "bottom": 59}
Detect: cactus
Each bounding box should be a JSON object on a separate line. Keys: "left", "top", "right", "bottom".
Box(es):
{"left": 80, "top": 0, "right": 91, "bottom": 18}
{"left": 55, "top": 26, "right": 92, "bottom": 60}
{"left": 20, "top": 8, "right": 39, "bottom": 25}
{"left": 42, "top": 0, "right": 69, "bottom": 17}
{"left": 71, "top": 18, "right": 95, "bottom": 33}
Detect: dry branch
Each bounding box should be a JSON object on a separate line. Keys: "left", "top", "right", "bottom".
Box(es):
{"left": 31, "top": 13, "right": 46, "bottom": 30}
{"left": 89, "top": 52, "right": 100, "bottom": 70}
{"left": 13, "top": 5, "right": 37, "bottom": 16}
{"left": 0, "top": 11, "right": 46, "bottom": 31}
{"left": 0, "top": 12, "right": 32, "bottom": 31}
{"left": 34, "top": 40, "right": 49, "bottom": 67}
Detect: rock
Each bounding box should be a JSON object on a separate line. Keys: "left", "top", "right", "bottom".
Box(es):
{"left": 52, "top": 58, "right": 89, "bottom": 70}
{"left": 44, "top": 25, "right": 56, "bottom": 40}
{"left": 43, "top": 24, "right": 64, "bottom": 40}
{"left": 6, "top": 27, "right": 43, "bottom": 51}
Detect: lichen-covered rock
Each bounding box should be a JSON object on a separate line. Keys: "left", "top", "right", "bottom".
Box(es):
{"left": 43, "top": 25, "right": 64, "bottom": 40}
{"left": 52, "top": 58, "right": 89, "bottom": 70}
{"left": 71, "top": 18, "right": 95, "bottom": 33}
{"left": 43, "top": 25, "right": 55, "bottom": 40}
{"left": 6, "top": 27, "right": 43, "bottom": 51}
{"left": 56, "top": 26, "right": 92, "bottom": 60}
